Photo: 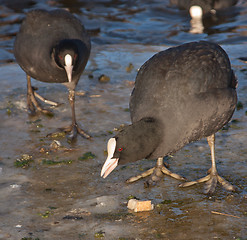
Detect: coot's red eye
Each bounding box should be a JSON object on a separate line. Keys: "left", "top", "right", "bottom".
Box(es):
{"left": 74, "top": 54, "right": 77, "bottom": 60}
{"left": 118, "top": 148, "right": 123, "bottom": 152}
{"left": 59, "top": 55, "right": 63, "bottom": 60}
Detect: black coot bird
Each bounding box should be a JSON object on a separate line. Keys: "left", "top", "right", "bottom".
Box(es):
{"left": 14, "top": 9, "right": 91, "bottom": 139}
{"left": 169, "top": 0, "right": 238, "bottom": 17}
{"left": 169, "top": 0, "right": 238, "bottom": 34}
{"left": 101, "top": 41, "right": 237, "bottom": 194}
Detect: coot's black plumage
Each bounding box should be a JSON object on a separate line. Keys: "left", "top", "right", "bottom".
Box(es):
{"left": 101, "top": 41, "right": 237, "bottom": 194}
{"left": 14, "top": 9, "right": 91, "bottom": 139}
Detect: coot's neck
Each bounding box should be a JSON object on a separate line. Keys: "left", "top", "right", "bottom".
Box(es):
{"left": 116, "top": 117, "right": 163, "bottom": 164}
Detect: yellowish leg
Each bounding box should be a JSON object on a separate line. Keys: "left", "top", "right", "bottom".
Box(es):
{"left": 126, "top": 157, "right": 185, "bottom": 184}
{"left": 50, "top": 90, "right": 91, "bottom": 140}
{"left": 179, "top": 134, "right": 235, "bottom": 194}
{"left": 26, "top": 74, "right": 58, "bottom": 115}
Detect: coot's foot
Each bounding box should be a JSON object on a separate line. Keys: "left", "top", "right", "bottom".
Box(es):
{"left": 126, "top": 157, "right": 185, "bottom": 184}
{"left": 27, "top": 75, "right": 59, "bottom": 116}
{"left": 34, "top": 90, "right": 60, "bottom": 107}
{"left": 47, "top": 123, "right": 91, "bottom": 141}
{"left": 179, "top": 134, "right": 235, "bottom": 194}
{"left": 60, "top": 123, "right": 91, "bottom": 140}
{"left": 179, "top": 169, "right": 235, "bottom": 194}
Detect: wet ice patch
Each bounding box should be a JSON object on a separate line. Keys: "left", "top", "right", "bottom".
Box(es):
{"left": 10, "top": 183, "right": 21, "bottom": 189}
{"left": 69, "top": 195, "right": 121, "bottom": 215}
{"left": 15, "top": 99, "right": 27, "bottom": 110}
{"left": 171, "top": 207, "right": 184, "bottom": 216}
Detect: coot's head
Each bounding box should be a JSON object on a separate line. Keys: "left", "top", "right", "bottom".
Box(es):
{"left": 101, "top": 118, "right": 162, "bottom": 178}
{"left": 54, "top": 39, "right": 79, "bottom": 82}
{"left": 189, "top": 5, "right": 203, "bottom": 18}
{"left": 189, "top": 0, "right": 214, "bottom": 16}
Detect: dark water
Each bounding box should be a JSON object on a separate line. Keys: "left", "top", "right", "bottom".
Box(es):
{"left": 1, "top": 0, "right": 247, "bottom": 61}
{"left": 0, "top": 0, "right": 247, "bottom": 239}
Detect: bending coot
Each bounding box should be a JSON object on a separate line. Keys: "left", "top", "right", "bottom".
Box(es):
{"left": 101, "top": 41, "right": 237, "bottom": 194}
{"left": 14, "top": 9, "right": 91, "bottom": 139}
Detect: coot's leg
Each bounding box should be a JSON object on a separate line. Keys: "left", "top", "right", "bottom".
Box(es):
{"left": 179, "top": 134, "right": 235, "bottom": 194}
{"left": 58, "top": 89, "right": 91, "bottom": 140}
{"left": 27, "top": 74, "right": 36, "bottom": 114}
{"left": 126, "top": 157, "right": 185, "bottom": 184}
{"left": 26, "top": 74, "right": 58, "bottom": 115}
{"left": 126, "top": 167, "right": 156, "bottom": 183}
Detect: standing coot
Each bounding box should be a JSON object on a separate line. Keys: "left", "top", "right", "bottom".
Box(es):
{"left": 14, "top": 9, "right": 91, "bottom": 139}
{"left": 101, "top": 41, "right": 237, "bottom": 194}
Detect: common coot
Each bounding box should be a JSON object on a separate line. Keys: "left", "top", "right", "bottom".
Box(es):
{"left": 101, "top": 41, "right": 237, "bottom": 194}
{"left": 14, "top": 9, "right": 91, "bottom": 139}
{"left": 169, "top": 0, "right": 238, "bottom": 17}
{"left": 169, "top": 0, "right": 238, "bottom": 33}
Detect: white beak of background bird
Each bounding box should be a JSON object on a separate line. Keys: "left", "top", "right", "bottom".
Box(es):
{"left": 64, "top": 54, "right": 73, "bottom": 82}
{"left": 101, "top": 138, "right": 119, "bottom": 178}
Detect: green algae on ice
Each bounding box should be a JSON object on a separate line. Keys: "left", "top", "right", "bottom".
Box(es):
{"left": 78, "top": 152, "right": 96, "bottom": 161}
{"left": 14, "top": 154, "right": 33, "bottom": 168}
